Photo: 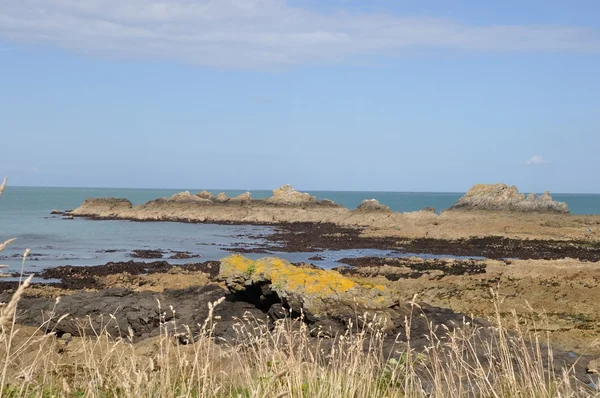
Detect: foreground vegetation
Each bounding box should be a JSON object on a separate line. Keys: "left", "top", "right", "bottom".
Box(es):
{"left": 1, "top": 285, "right": 599, "bottom": 396}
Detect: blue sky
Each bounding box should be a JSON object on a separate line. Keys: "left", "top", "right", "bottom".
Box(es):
{"left": 1, "top": 1, "right": 599, "bottom": 193}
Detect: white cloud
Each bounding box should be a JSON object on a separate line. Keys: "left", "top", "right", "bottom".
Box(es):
{"left": 525, "top": 156, "right": 550, "bottom": 165}
{"left": 1, "top": 0, "right": 600, "bottom": 68}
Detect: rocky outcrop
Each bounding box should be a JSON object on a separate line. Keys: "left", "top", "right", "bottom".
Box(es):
{"left": 449, "top": 184, "right": 569, "bottom": 214}
{"left": 267, "top": 184, "right": 316, "bottom": 205}
{"left": 6, "top": 285, "right": 264, "bottom": 342}
{"left": 355, "top": 199, "right": 391, "bottom": 212}
{"left": 68, "top": 184, "right": 586, "bottom": 242}
{"left": 219, "top": 255, "right": 400, "bottom": 333}
{"left": 196, "top": 190, "right": 214, "bottom": 200}
{"left": 4, "top": 255, "right": 485, "bottom": 353}
{"left": 169, "top": 191, "right": 210, "bottom": 202}
{"left": 214, "top": 192, "right": 230, "bottom": 203}
{"left": 71, "top": 198, "right": 133, "bottom": 217}
{"left": 317, "top": 198, "right": 337, "bottom": 206}
{"left": 231, "top": 192, "right": 251, "bottom": 202}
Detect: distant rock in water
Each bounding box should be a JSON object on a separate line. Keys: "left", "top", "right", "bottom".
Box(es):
{"left": 80, "top": 198, "right": 133, "bottom": 210}
{"left": 317, "top": 198, "right": 337, "bottom": 206}
{"left": 196, "top": 190, "right": 214, "bottom": 200}
{"left": 70, "top": 198, "right": 133, "bottom": 218}
{"left": 267, "top": 184, "right": 316, "bottom": 205}
{"left": 169, "top": 191, "right": 209, "bottom": 202}
{"left": 449, "top": 184, "right": 569, "bottom": 213}
{"left": 214, "top": 192, "right": 230, "bottom": 203}
{"left": 355, "top": 199, "right": 391, "bottom": 212}
{"left": 231, "top": 192, "right": 251, "bottom": 202}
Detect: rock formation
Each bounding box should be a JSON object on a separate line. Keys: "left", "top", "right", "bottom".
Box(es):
{"left": 6, "top": 255, "right": 484, "bottom": 352}
{"left": 219, "top": 255, "right": 400, "bottom": 333}
{"left": 355, "top": 199, "right": 391, "bottom": 212}
{"left": 7, "top": 285, "right": 264, "bottom": 342}
{"left": 196, "top": 190, "right": 214, "bottom": 200}
{"left": 449, "top": 184, "right": 569, "bottom": 213}
{"left": 231, "top": 192, "right": 251, "bottom": 202}
{"left": 72, "top": 198, "right": 133, "bottom": 217}
{"left": 214, "top": 192, "right": 230, "bottom": 203}
{"left": 68, "top": 183, "right": 582, "bottom": 241}
{"left": 267, "top": 184, "right": 316, "bottom": 205}
{"left": 317, "top": 198, "right": 337, "bottom": 206}
{"left": 169, "top": 191, "right": 209, "bottom": 202}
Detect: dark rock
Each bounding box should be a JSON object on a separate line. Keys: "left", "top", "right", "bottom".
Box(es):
{"left": 38, "top": 260, "right": 222, "bottom": 289}
{"left": 168, "top": 251, "right": 201, "bottom": 260}
{"left": 355, "top": 199, "right": 391, "bottom": 212}
{"left": 131, "top": 250, "right": 164, "bottom": 259}
{"left": 7, "top": 285, "right": 265, "bottom": 342}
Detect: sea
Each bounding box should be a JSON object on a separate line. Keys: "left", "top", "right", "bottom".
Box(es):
{"left": 1, "top": 187, "right": 599, "bottom": 276}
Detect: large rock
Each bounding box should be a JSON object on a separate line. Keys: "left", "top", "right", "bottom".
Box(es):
{"left": 70, "top": 198, "right": 133, "bottom": 216}
{"left": 214, "top": 192, "right": 230, "bottom": 203}
{"left": 169, "top": 191, "right": 209, "bottom": 202}
{"left": 196, "top": 190, "right": 214, "bottom": 200}
{"left": 231, "top": 192, "right": 251, "bottom": 202}
{"left": 6, "top": 285, "right": 264, "bottom": 342}
{"left": 355, "top": 199, "right": 391, "bottom": 212}
{"left": 267, "top": 184, "right": 316, "bottom": 205}
{"left": 449, "top": 184, "right": 569, "bottom": 213}
{"left": 218, "top": 255, "right": 400, "bottom": 332}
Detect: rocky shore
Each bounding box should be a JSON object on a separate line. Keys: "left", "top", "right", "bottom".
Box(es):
{"left": 66, "top": 184, "right": 600, "bottom": 244}
{"left": 247, "top": 222, "right": 600, "bottom": 261}
{"left": 2, "top": 254, "right": 597, "bottom": 383}
{"left": 333, "top": 255, "right": 600, "bottom": 356}
{"left": 1, "top": 256, "right": 480, "bottom": 350}
{"left": 5, "top": 181, "right": 600, "bottom": 394}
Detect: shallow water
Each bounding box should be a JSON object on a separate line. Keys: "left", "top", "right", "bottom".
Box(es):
{"left": 0, "top": 186, "right": 597, "bottom": 275}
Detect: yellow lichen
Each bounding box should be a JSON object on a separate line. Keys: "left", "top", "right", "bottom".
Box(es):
{"left": 221, "top": 255, "right": 359, "bottom": 296}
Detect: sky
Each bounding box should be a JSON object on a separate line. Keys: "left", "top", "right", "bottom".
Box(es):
{"left": 1, "top": 0, "right": 599, "bottom": 193}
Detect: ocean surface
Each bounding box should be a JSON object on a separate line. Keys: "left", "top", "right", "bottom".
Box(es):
{"left": 1, "top": 187, "right": 598, "bottom": 276}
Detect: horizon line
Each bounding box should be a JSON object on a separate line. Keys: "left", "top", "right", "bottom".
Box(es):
{"left": 6, "top": 185, "right": 600, "bottom": 196}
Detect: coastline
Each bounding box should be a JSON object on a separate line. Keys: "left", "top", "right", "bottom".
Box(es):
{"left": 3, "top": 183, "right": 600, "bottom": 394}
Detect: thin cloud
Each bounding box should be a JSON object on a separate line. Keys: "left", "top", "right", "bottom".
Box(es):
{"left": 525, "top": 156, "right": 551, "bottom": 165}
{"left": 1, "top": 1, "right": 600, "bottom": 68}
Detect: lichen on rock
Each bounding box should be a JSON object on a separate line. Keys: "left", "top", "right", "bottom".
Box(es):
{"left": 218, "top": 255, "right": 398, "bottom": 332}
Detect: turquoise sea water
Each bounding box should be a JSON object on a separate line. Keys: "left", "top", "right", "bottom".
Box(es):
{"left": 0, "top": 187, "right": 598, "bottom": 275}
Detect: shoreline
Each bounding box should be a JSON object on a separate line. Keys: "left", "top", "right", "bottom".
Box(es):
{"left": 64, "top": 184, "right": 600, "bottom": 245}
{"left": 2, "top": 254, "right": 599, "bottom": 368}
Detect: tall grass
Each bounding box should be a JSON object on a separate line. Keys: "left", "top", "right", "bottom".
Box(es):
{"left": 0, "top": 177, "right": 599, "bottom": 397}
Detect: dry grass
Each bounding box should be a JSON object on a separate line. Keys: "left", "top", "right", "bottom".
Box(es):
{"left": 0, "top": 177, "right": 7, "bottom": 198}
{"left": 0, "top": 291, "right": 598, "bottom": 397}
